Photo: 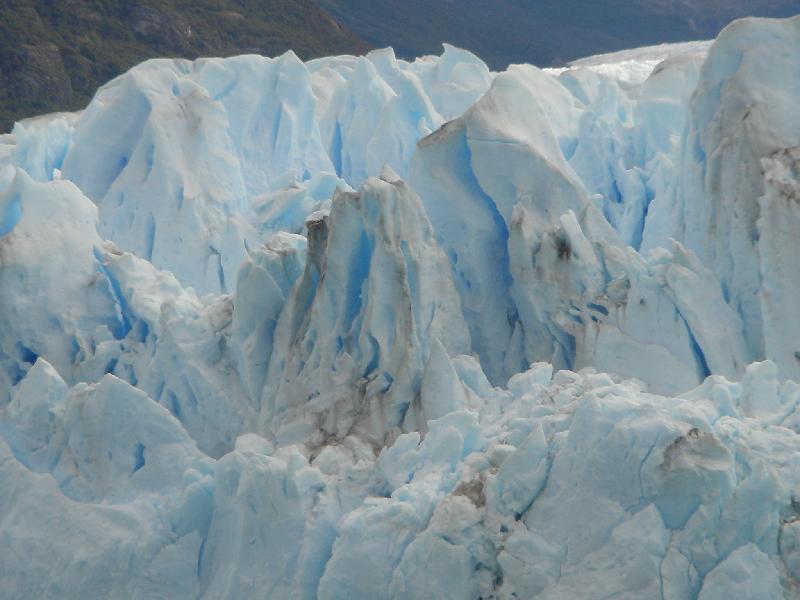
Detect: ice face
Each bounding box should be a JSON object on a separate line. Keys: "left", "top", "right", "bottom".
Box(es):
{"left": 46, "top": 48, "right": 492, "bottom": 296}
{"left": 409, "top": 54, "right": 746, "bottom": 394}
{"left": 2, "top": 15, "right": 800, "bottom": 600}
{"left": 0, "top": 169, "right": 119, "bottom": 400}
{"left": 673, "top": 17, "right": 800, "bottom": 380}
{"left": 3, "top": 355, "right": 800, "bottom": 598}
{"left": 260, "top": 169, "right": 471, "bottom": 446}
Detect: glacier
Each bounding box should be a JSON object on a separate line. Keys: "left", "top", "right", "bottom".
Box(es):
{"left": 1, "top": 14, "right": 800, "bottom": 599}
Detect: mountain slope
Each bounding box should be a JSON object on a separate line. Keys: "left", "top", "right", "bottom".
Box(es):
{"left": 0, "top": 0, "right": 371, "bottom": 131}
{"left": 313, "top": 0, "right": 799, "bottom": 68}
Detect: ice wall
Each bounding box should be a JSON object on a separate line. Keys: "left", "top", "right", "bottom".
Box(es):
{"left": 1, "top": 14, "right": 800, "bottom": 600}
{"left": 3, "top": 354, "right": 800, "bottom": 598}
{"left": 29, "top": 47, "right": 492, "bottom": 295}
{"left": 410, "top": 55, "right": 746, "bottom": 394}
{"left": 260, "top": 168, "right": 470, "bottom": 446}
{"left": 667, "top": 17, "right": 800, "bottom": 380}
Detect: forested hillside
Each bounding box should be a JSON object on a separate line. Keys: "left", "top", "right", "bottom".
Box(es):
{"left": 0, "top": 0, "right": 370, "bottom": 131}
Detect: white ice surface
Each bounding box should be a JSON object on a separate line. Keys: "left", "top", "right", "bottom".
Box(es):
{"left": 2, "top": 15, "right": 800, "bottom": 600}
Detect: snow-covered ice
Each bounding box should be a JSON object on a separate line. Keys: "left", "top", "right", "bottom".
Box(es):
{"left": 1, "top": 14, "right": 800, "bottom": 599}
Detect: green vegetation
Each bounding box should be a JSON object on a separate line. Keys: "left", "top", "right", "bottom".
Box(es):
{"left": 0, "top": 0, "right": 370, "bottom": 131}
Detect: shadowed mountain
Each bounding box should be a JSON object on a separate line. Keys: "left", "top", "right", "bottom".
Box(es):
{"left": 313, "top": 0, "right": 799, "bottom": 68}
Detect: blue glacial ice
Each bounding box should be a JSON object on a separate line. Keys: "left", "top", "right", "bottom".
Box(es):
{"left": 1, "top": 14, "right": 800, "bottom": 599}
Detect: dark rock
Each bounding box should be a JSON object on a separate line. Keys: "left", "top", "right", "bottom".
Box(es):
{"left": 131, "top": 5, "right": 193, "bottom": 49}
{"left": 3, "top": 43, "right": 72, "bottom": 103}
